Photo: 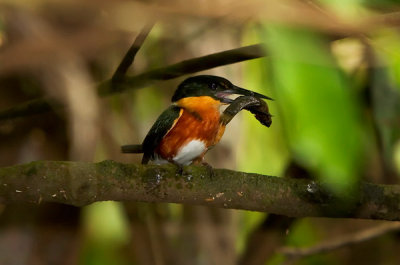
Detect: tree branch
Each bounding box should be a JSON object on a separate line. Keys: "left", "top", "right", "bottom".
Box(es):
{"left": 111, "top": 23, "right": 154, "bottom": 82}
{"left": 98, "top": 43, "right": 265, "bottom": 95}
{"left": 0, "top": 44, "right": 266, "bottom": 121}
{"left": 0, "top": 98, "right": 58, "bottom": 121}
{"left": 1, "top": 160, "right": 400, "bottom": 221}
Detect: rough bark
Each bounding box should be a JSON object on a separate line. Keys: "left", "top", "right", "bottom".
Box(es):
{"left": 1, "top": 160, "right": 400, "bottom": 221}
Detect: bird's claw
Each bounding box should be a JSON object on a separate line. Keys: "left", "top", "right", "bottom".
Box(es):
{"left": 201, "top": 162, "right": 215, "bottom": 179}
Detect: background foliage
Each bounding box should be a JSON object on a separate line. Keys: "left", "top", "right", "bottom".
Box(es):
{"left": 0, "top": 0, "right": 400, "bottom": 265}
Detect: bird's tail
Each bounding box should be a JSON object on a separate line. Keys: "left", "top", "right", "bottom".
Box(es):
{"left": 121, "top": 144, "right": 143, "bottom": 153}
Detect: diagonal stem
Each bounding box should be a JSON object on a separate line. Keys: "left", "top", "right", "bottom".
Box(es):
{"left": 98, "top": 44, "right": 266, "bottom": 95}
{"left": 112, "top": 22, "right": 155, "bottom": 82}
{"left": 279, "top": 222, "right": 400, "bottom": 259}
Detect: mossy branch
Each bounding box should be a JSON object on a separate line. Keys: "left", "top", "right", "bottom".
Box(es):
{"left": 1, "top": 160, "right": 400, "bottom": 221}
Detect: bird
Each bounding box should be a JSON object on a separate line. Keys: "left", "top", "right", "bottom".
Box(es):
{"left": 122, "top": 75, "right": 272, "bottom": 166}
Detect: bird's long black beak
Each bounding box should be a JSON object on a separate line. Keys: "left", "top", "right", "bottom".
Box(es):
{"left": 218, "top": 85, "right": 273, "bottom": 104}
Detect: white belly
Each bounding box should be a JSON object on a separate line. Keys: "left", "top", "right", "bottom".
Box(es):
{"left": 173, "top": 139, "right": 206, "bottom": 165}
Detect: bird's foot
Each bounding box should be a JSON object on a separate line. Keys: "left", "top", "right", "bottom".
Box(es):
{"left": 175, "top": 163, "right": 185, "bottom": 176}
{"left": 201, "top": 162, "right": 215, "bottom": 179}
{"left": 173, "top": 161, "right": 214, "bottom": 179}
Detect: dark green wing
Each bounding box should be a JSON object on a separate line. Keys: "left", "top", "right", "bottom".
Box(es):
{"left": 142, "top": 105, "right": 182, "bottom": 164}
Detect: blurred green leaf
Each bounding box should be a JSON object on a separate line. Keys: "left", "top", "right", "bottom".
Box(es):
{"left": 239, "top": 26, "right": 289, "bottom": 176}
{"left": 238, "top": 57, "right": 290, "bottom": 176}
{"left": 266, "top": 253, "right": 286, "bottom": 265}
{"left": 318, "top": 0, "right": 363, "bottom": 17}
{"left": 82, "top": 201, "right": 129, "bottom": 243}
{"left": 262, "top": 25, "right": 365, "bottom": 194}
{"left": 395, "top": 140, "right": 400, "bottom": 174}
{"left": 267, "top": 219, "right": 335, "bottom": 265}
{"left": 367, "top": 30, "right": 400, "bottom": 179}
{"left": 362, "top": 0, "right": 400, "bottom": 8}
{"left": 236, "top": 211, "right": 266, "bottom": 253}
{"left": 285, "top": 219, "right": 335, "bottom": 265}
{"left": 370, "top": 61, "right": 400, "bottom": 179}
{"left": 374, "top": 30, "right": 400, "bottom": 92}
{"left": 81, "top": 202, "right": 130, "bottom": 265}
{"left": 286, "top": 219, "right": 321, "bottom": 247}
{"left": 236, "top": 28, "right": 289, "bottom": 254}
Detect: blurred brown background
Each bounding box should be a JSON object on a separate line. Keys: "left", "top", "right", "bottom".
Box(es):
{"left": 1, "top": 1, "right": 400, "bottom": 265}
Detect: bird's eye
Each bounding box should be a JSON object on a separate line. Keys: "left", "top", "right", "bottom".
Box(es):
{"left": 210, "top": 83, "right": 217, "bottom": 90}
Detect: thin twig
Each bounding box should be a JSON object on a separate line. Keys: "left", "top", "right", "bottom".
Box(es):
{"left": 0, "top": 98, "right": 58, "bottom": 121}
{"left": 112, "top": 23, "right": 155, "bottom": 82}
{"left": 279, "top": 222, "right": 400, "bottom": 258}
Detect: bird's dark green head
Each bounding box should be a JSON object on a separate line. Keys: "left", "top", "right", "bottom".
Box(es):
{"left": 171, "top": 75, "right": 272, "bottom": 103}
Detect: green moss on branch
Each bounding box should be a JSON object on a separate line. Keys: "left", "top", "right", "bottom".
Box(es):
{"left": 0, "top": 160, "right": 400, "bottom": 221}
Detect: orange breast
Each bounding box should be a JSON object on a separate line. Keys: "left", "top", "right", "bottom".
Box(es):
{"left": 156, "top": 96, "right": 226, "bottom": 161}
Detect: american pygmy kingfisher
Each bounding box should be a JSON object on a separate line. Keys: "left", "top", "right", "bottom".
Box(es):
{"left": 122, "top": 75, "right": 272, "bottom": 166}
